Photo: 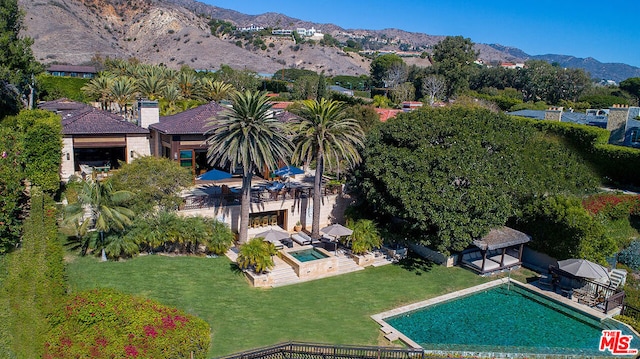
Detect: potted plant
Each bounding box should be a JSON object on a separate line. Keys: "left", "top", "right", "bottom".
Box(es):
{"left": 293, "top": 221, "right": 302, "bottom": 232}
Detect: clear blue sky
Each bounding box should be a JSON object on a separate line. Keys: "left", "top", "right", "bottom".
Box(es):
{"left": 202, "top": 0, "right": 639, "bottom": 68}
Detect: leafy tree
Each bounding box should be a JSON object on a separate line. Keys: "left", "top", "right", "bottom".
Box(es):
{"left": 390, "top": 82, "right": 415, "bottom": 103}
{"left": 357, "top": 107, "right": 600, "bottom": 253}
{"left": 63, "top": 180, "right": 134, "bottom": 259}
{"left": 579, "top": 94, "right": 628, "bottom": 109}
{"left": 290, "top": 99, "right": 364, "bottom": 239}
{"left": 0, "top": 0, "right": 41, "bottom": 118}
{"left": 370, "top": 53, "right": 405, "bottom": 89}
{"left": 12, "top": 110, "right": 62, "bottom": 192}
{"left": 205, "top": 91, "right": 292, "bottom": 243}
{"left": 620, "top": 77, "right": 640, "bottom": 105}
{"left": 236, "top": 237, "right": 277, "bottom": 273}
{"left": 292, "top": 75, "right": 319, "bottom": 100}
{"left": 273, "top": 68, "right": 318, "bottom": 82}
{"left": 372, "top": 94, "right": 392, "bottom": 108}
{"left": 214, "top": 64, "right": 260, "bottom": 91}
{"left": 343, "top": 104, "right": 380, "bottom": 133}
{"left": 110, "top": 156, "right": 192, "bottom": 215}
{"left": 431, "top": 36, "right": 477, "bottom": 98}
{"left": 347, "top": 219, "right": 383, "bottom": 255}
{"left": 512, "top": 195, "right": 616, "bottom": 264}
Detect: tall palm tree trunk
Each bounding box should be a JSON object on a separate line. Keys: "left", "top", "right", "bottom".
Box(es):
{"left": 312, "top": 152, "right": 323, "bottom": 239}
{"left": 238, "top": 173, "right": 253, "bottom": 244}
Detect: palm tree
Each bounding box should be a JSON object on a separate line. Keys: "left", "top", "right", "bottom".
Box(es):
{"left": 205, "top": 90, "right": 292, "bottom": 243}
{"left": 137, "top": 74, "right": 166, "bottom": 100}
{"left": 291, "top": 98, "right": 364, "bottom": 239}
{"left": 64, "top": 180, "right": 134, "bottom": 260}
{"left": 199, "top": 78, "right": 234, "bottom": 102}
{"left": 110, "top": 76, "right": 138, "bottom": 116}
{"left": 347, "top": 219, "right": 383, "bottom": 255}
{"left": 236, "top": 237, "right": 277, "bottom": 273}
{"left": 82, "top": 74, "right": 114, "bottom": 110}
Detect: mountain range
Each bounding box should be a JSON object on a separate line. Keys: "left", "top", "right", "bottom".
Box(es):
{"left": 18, "top": 0, "right": 640, "bottom": 82}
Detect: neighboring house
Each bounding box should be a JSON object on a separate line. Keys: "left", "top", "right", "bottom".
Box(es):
{"left": 38, "top": 98, "right": 150, "bottom": 181}
{"left": 46, "top": 65, "right": 97, "bottom": 79}
{"left": 329, "top": 85, "right": 354, "bottom": 97}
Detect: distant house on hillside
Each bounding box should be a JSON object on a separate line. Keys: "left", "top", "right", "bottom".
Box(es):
{"left": 46, "top": 65, "right": 97, "bottom": 79}
{"left": 329, "top": 85, "right": 354, "bottom": 97}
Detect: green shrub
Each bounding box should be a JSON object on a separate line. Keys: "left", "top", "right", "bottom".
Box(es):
{"left": 618, "top": 240, "right": 640, "bottom": 270}
{"left": 44, "top": 288, "right": 211, "bottom": 359}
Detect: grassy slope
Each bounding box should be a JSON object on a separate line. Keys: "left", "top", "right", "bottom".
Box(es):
{"left": 67, "top": 254, "right": 506, "bottom": 357}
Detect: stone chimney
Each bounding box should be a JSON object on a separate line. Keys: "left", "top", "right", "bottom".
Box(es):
{"left": 607, "top": 104, "right": 630, "bottom": 145}
{"left": 138, "top": 99, "right": 159, "bottom": 129}
{"left": 544, "top": 106, "right": 563, "bottom": 121}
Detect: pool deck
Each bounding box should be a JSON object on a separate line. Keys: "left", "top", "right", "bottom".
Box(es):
{"left": 371, "top": 278, "right": 620, "bottom": 352}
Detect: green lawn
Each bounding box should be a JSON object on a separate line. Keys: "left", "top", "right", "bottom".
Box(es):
{"left": 66, "top": 254, "right": 533, "bottom": 357}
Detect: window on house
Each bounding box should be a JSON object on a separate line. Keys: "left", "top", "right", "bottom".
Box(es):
{"left": 630, "top": 129, "right": 640, "bottom": 143}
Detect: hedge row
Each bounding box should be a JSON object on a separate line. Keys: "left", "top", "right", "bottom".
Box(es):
{"left": 518, "top": 117, "right": 640, "bottom": 186}
{"left": 0, "top": 190, "right": 66, "bottom": 358}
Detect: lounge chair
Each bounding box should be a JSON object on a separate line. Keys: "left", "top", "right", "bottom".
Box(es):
{"left": 264, "top": 238, "right": 284, "bottom": 250}
{"left": 291, "top": 233, "right": 311, "bottom": 245}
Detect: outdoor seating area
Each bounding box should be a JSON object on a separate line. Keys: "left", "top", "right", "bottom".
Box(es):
{"left": 535, "top": 259, "right": 627, "bottom": 313}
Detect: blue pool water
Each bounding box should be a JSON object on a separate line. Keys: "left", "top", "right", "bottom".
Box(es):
{"left": 385, "top": 284, "right": 636, "bottom": 356}
{"left": 289, "top": 248, "right": 328, "bottom": 262}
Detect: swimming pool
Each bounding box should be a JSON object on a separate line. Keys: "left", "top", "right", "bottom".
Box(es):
{"left": 380, "top": 281, "right": 636, "bottom": 357}
{"left": 288, "top": 248, "right": 329, "bottom": 262}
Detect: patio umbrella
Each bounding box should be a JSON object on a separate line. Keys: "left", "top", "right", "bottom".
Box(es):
{"left": 274, "top": 165, "right": 304, "bottom": 177}
{"left": 557, "top": 258, "right": 609, "bottom": 280}
{"left": 254, "top": 228, "right": 290, "bottom": 242}
{"left": 320, "top": 223, "right": 353, "bottom": 238}
{"left": 196, "top": 169, "right": 233, "bottom": 181}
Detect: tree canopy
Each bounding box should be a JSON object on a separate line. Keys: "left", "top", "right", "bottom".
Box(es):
{"left": 356, "top": 106, "right": 600, "bottom": 253}
{"left": 431, "top": 36, "right": 477, "bottom": 98}
{"left": 369, "top": 53, "right": 405, "bottom": 89}
{"left": 0, "top": 0, "right": 41, "bottom": 118}
{"left": 620, "top": 77, "right": 640, "bottom": 105}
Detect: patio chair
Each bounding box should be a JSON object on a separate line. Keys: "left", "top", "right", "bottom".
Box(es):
{"left": 261, "top": 216, "right": 269, "bottom": 227}
{"left": 269, "top": 215, "right": 277, "bottom": 226}
{"left": 251, "top": 217, "right": 261, "bottom": 228}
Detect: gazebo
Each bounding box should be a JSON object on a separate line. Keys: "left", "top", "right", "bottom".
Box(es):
{"left": 460, "top": 226, "right": 531, "bottom": 274}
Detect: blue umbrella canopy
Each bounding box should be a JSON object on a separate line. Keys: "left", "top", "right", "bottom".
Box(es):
{"left": 196, "top": 169, "right": 233, "bottom": 181}
{"left": 274, "top": 165, "right": 304, "bottom": 177}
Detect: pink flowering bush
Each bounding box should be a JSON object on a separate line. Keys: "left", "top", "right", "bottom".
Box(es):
{"left": 44, "top": 289, "right": 210, "bottom": 359}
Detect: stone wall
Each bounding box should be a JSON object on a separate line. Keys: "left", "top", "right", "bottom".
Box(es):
{"left": 126, "top": 134, "right": 151, "bottom": 161}
{"left": 60, "top": 137, "right": 75, "bottom": 182}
